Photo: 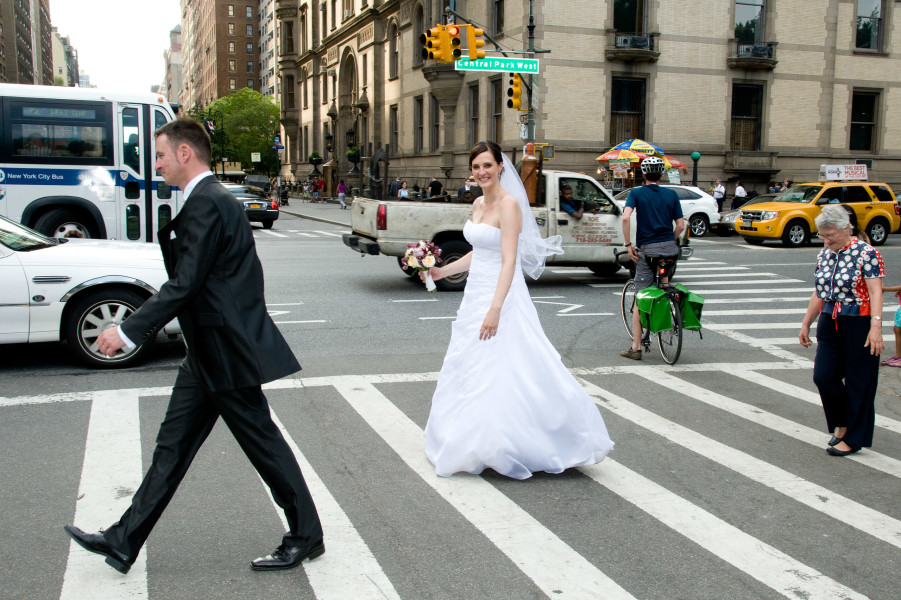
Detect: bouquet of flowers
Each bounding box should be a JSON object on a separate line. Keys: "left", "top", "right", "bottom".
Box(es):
{"left": 402, "top": 240, "right": 442, "bottom": 292}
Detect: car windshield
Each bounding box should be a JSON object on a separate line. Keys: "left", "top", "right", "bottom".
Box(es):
{"left": 613, "top": 189, "right": 634, "bottom": 201}
{"left": 773, "top": 185, "right": 821, "bottom": 203}
{"left": 0, "top": 215, "right": 60, "bottom": 251}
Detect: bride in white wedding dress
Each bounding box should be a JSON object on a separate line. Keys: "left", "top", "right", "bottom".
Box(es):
{"left": 421, "top": 141, "right": 614, "bottom": 480}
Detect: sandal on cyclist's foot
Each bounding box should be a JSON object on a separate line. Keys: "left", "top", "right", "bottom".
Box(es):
{"left": 881, "top": 356, "right": 900, "bottom": 366}
{"left": 620, "top": 348, "right": 642, "bottom": 360}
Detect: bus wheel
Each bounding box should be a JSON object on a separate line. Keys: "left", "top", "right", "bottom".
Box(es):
{"left": 34, "top": 208, "right": 98, "bottom": 239}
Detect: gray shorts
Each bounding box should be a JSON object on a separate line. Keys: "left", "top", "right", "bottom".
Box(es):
{"left": 634, "top": 240, "right": 680, "bottom": 291}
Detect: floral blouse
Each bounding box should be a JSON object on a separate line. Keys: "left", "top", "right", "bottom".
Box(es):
{"left": 814, "top": 238, "right": 884, "bottom": 317}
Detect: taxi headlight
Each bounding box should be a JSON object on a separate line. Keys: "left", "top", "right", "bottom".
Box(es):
{"left": 722, "top": 214, "right": 736, "bottom": 223}
{"left": 761, "top": 211, "right": 780, "bottom": 220}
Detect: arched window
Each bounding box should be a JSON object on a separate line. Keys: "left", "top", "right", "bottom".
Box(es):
{"left": 389, "top": 23, "right": 399, "bottom": 78}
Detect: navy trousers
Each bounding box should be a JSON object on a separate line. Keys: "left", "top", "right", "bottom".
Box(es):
{"left": 813, "top": 312, "right": 879, "bottom": 449}
{"left": 104, "top": 363, "right": 322, "bottom": 560}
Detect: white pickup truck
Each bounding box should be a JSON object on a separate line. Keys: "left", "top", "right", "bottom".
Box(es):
{"left": 342, "top": 168, "right": 692, "bottom": 291}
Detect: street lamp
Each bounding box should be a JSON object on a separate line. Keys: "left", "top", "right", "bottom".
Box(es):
{"left": 691, "top": 151, "right": 701, "bottom": 187}
{"left": 325, "top": 133, "right": 334, "bottom": 156}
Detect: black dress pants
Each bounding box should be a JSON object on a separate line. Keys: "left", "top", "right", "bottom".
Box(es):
{"left": 813, "top": 312, "right": 879, "bottom": 449}
{"left": 104, "top": 363, "right": 322, "bottom": 560}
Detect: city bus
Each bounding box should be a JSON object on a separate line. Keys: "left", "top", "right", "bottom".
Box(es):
{"left": 0, "top": 83, "right": 182, "bottom": 243}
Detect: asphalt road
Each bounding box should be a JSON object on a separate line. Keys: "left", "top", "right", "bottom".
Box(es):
{"left": 1, "top": 209, "right": 900, "bottom": 600}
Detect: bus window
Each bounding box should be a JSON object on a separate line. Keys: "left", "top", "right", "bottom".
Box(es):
{"left": 7, "top": 100, "right": 111, "bottom": 164}
{"left": 158, "top": 182, "right": 172, "bottom": 199}
{"left": 158, "top": 205, "right": 172, "bottom": 230}
{"left": 121, "top": 107, "right": 140, "bottom": 173}
{"left": 125, "top": 204, "right": 141, "bottom": 240}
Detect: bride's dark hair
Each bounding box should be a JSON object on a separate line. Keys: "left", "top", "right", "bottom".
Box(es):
{"left": 469, "top": 140, "right": 503, "bottom": 167}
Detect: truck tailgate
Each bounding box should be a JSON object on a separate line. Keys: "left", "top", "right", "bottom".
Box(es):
{"left": 350, "top": 197, "right": 382, "bottom": 237}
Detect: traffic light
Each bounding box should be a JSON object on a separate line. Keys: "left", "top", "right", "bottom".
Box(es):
{"left": 446, "top": 24, "right": 463, "bottom": 61}
{"left": 507, "top": 73, "right": 522, "bottom": 110}
{"left": 465, "top": 26, "right": 486, "bottom": 60}
{"left": 420, "top": 24, "right": 445, "bottom": 62}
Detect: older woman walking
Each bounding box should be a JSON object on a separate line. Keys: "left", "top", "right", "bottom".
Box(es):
{"left": 798, "top": 205, "right": 885, "bottom": 456}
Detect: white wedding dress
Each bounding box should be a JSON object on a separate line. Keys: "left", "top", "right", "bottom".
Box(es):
{"left": 424, "top": 221, "right": 614, "bottom": 479}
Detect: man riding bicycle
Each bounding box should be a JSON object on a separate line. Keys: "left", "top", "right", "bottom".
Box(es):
{"left": 620, "top": 156, "right": 686, "bottom": 360}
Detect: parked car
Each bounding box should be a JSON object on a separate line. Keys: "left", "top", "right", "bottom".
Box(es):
{"left": 222, "top": 182, "right": 280, "bottom": 229}
{"left": 614, "top": 184, "right": 720, "bottom": 237}
{"left": 712, "top": 193, "right": 777, "bottom": 236}
{"left": 736, "top": 180, "right": 900, "bottom": 247}
{"left": 243, "top": 174, "right": 273, "bottom": 192}
{"left": 0, "top": 214, "right": 179, "bottom": 368}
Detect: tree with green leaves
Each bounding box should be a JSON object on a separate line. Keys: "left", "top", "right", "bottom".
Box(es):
{"left": 189, "top": 89, "right": 281, "bottom": 175}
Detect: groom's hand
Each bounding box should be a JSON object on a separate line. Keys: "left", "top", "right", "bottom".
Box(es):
{"left": 97, "top": 327, "right": 126, "bottom": 357}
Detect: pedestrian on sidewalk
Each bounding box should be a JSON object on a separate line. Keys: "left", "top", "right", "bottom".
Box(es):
{"left": 280, "top": 185, "right": 290, "bottom": 206}
{"left": 731, "top": 181, "right": 747, "bottom": 210}
{"left": 712, "top": 179, "right": 726, "bottom": 211}
{"left": 337, "top": 179, "right": 348, "bottom": 209}
{"left": 64, "top": 117, "right": 324, "bottom": 574}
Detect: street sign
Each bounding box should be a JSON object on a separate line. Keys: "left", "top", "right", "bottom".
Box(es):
{"left": 251, "top": 152, "right": 261, "bottom": 162}
{"left": 272, "top": 145, "right": 284, "bottom": 150}
{"left": 455, "top": 57, "right": 539, "bottom": 73}
{"left": 518, "top": 114, "right": 529, "bottom": 124}
{"left": 273, "top": 134, "right": 282, "bottom": 145}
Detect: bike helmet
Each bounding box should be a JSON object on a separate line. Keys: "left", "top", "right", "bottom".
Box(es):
{"left": 640, "top": 156, "right": 666, "bottom": 175}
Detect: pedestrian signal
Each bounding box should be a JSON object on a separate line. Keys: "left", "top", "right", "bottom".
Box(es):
{"left": 420, "top": 24, "right": 447, "bottom": 62}
{"left": 446, "top": 25, "right": 463, "bottom": 61}
{"left": 466, "top": 26, "right": 486, "bottom": 60}
{"left": 507, "top": 73, "right": 523, "bottom": 110}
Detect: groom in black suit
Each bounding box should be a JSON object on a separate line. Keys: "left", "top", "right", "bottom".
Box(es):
{"left": 64, "top": 117, "right": 323, "bottom": 573}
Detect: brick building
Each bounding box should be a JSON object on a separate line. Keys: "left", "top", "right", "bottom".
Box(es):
{"left": 274, "top": 0, "right": 901, "bottom": 192}
{"left": 180, "top": 0, "right": 261, "bottom": 108}
{"left": 0, "top": 0, "right": 53, "bottom": 84}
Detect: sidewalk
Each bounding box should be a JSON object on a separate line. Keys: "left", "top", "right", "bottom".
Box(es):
{"left": 279, "top": 193, "right": 351, "bottom": 227}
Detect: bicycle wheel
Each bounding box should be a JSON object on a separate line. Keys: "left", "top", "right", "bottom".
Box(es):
{"left": 621, "top": 279, "right": 636, "bottom": 338}
{"left": 657, "top": 296, "right": 683, "bottom": 365}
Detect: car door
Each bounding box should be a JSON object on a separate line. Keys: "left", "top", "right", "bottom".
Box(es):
{"left": 840, "top": 185, "right": 874, "bottom": 230}
{"left": 552, "top": 175, "right": 621, "bottom": 262}
{"left": 0, "top": 246, "right": 29, "bottom": 342}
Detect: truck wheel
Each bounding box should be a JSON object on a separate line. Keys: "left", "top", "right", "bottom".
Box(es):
{"left": 435, "top": 240, "right": 472, "bottom": 291}
{"left": 781, "top": 220, "right": 809, "bottom": 247}
{"left": 589, "top": 263, "right": 621, "bottom": 277}
{"left": 865, "top": 217, "right": 889, "bottom": 246}
{"left": 398, "top": 256, "right": 419, "bottom": 277}
{"left": 33, "top": 208, "right": 99, "bottom": 239}
{"left": 689, "top": 214, "right": 709, "bottom": 237}
{"left": 63, "top": 288, "right": 154, "bottom": 368}
{"left": 743, "top": 237, "right": 765, "bottom": 246}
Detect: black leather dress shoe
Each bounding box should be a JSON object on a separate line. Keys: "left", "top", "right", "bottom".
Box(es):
{"left": 826, "top": 446, "right": 860, "bottom": 457}
{"left": 251, "top": 540, "right": 325, "bottom": 571}
{"left": 828, "top": 436, "right": 843, "bottom": 446}
{"left": 64, "top": 525, "right": 133, "bottom": 574}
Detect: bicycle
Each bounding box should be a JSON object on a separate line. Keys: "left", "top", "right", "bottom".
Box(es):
{"left": 614, "top": 249, "right": 689, "bottom": 365}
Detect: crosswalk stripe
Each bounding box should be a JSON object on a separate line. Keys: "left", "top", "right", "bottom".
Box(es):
{"left": 264, "top": 408, "right": 401, "bottom": 599}
{"left": 296, "top": 232, "right": 319, "bottom": 237}
{"left": 672, "top": 272, "right": 780, "bottom": 278}
{"left": 332, "top": 378, "right": 637, "bottom": 599}
{"left": 259, "top": 229, "right": 289, "bottom": 238}
{"left": 691, "top": 297, "right": 812, "bottom": 305}
{"left": 727, "top": 370, "right": 901, "bottom": 436}
{"left": 637, "top": 369, "right": 901, "bottom": 478}
{"left": 312, "top": 230, "right": 345, "bottom": 237}
{"left": 578, "top": 378, "right": 901, "bottom": 551}
{"left": 672, "top": 287, "right": 812, "bottom": 295}
{"left": 676, "top": 266, "right": 749, "bottom": 271}
{"left": 61, "top": 390, "right": 147, "bottom": 599}
{"left": 580, "top": 460, "right": 868, "bottom": 599}
{"left": 757, "top": 335, "right": 896, "bottom": 345}
{"left": 674, "top": 278, "right": 806, "bottom": 285}
{"left": 702, "top": 306, "right": 809, "bottom": 314}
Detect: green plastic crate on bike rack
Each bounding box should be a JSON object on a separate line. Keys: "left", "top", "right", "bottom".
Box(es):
{"left": 636, "top": 286, "right": 672, "bottom": 333}
{"left": 674, "top": 284, "right": 705, "bottom": 331}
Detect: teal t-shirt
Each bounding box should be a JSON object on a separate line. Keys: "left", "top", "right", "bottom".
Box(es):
{"left": 625, "top": 185, "right": 683, "bottom": 246}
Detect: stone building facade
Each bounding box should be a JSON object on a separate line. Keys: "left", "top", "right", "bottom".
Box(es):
{"left": 164, "top": 25, "right": 184, "bottom": 104}
{"left": 274, "top": 0, "right": 901, "bottom": 192}
{"left": 180, "top": 0, "right": 261, "bottom": 108}
{"left": 0, "top": 0, "right": 52, "bottom": 85}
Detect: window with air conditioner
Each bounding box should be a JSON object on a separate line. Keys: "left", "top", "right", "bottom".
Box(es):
{"left": 614, "top": 0, "right": 646, "bottom": 35}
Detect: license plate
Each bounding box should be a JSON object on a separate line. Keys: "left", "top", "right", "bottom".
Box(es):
{"left": 249, "top": 203, "right": 262, "bottom": 209}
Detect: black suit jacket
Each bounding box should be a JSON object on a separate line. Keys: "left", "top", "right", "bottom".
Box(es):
{"left": 122, "top": 175, "right": 300, "bottom": 392}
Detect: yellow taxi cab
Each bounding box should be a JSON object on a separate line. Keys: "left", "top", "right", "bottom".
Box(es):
{"left": 735, "top": 164, "right": 899, "bottom": 247}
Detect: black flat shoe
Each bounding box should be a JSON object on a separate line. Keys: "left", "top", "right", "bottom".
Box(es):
{"left": 251, "top": 540, "right": 325, "bottom": 571}
{"left": 828, "top": 436, "right": 843, "bottom": 446}
{"left": 826, "top": 446, "right": 860, "bottom": 457}
{"left": 64, "top": 525, "right": 133, "bottom": 574}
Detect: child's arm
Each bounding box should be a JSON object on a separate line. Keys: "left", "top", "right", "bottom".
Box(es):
{"left": 883, "top": 285, "right": 901, "bottom": 293}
